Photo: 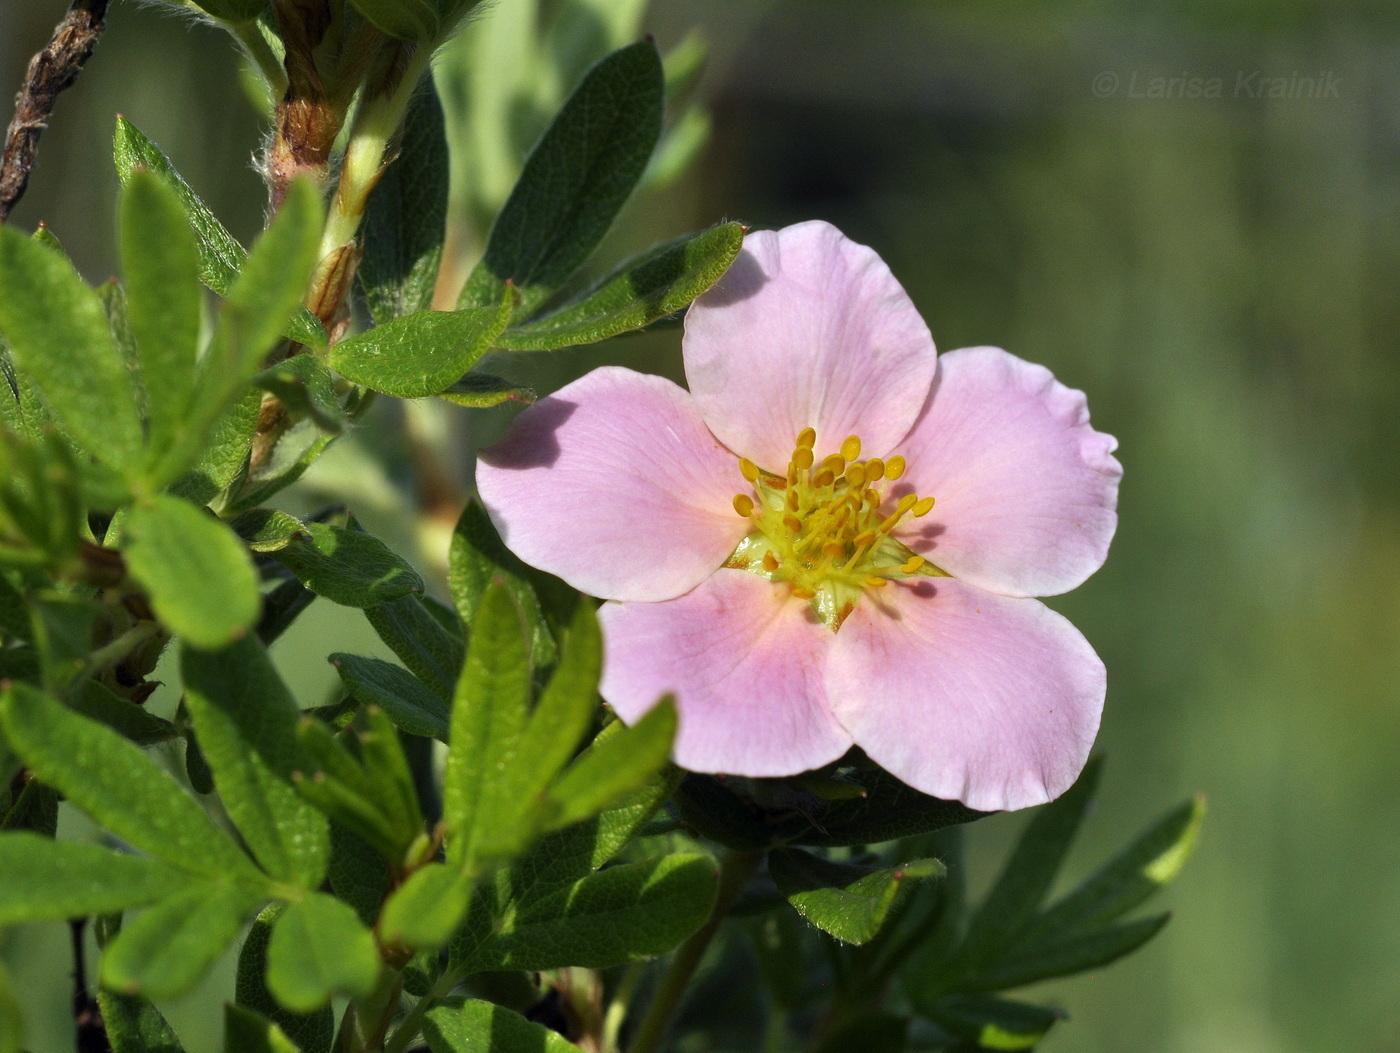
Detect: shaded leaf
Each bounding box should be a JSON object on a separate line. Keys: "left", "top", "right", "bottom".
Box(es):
{"left": 460, "top": 41, "right": 664, "bottom": 315}
{"left": 807, "top": 1011, "right": 907, "bottom": 1053}
{"left": 423, "top": 1000, "right": 584, "bottom": 1053}
{"left": 967, "top": 913, "right": 1171, "bottom": 992}
{"left": 366, "top": 595, "right": 465, "bottom": 701}
{"left": 72, "top": 679, "right": 178, "bottom": 745}
{"left": 439, "top": 373, "right": 535, "bottom": 408}
{"left": 253, "top": 355, "right": 345, "bottom": 434}
{"left": 231, "top": 507, "right": 306, "bottom": 553}
{"left": 378, "top": 862, "right": 474, "bottom": 951}
{"left": 271, "top": 522, "right": 423, "bottom": 607}
{"left": 328, "top": 821, "right": 389, "bottom": 928}
{"left": 331, "top": 653, "right": 448, "bottom": 740}
{"left": 448, "top": 500, "right": 556, "bottom": 667}
{"left": 237, "top": 905, "right": 335, "bottom": 1053}
{"left": 224, "top": 1004, "right": 302, "bottom": 1053}
{"left": 544, "top": 700, "right": 676, "bottom": 831}
{"left": 97, "top": 991, "right": 187, "bottom": 1053}
{"left": 183, "top": 636, "right": 330, "bottom": 888}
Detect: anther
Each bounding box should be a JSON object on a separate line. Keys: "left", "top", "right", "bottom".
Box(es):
{"left": 865, "top": 458, "right": 885, "bottom": 482}
{"left": 896, "top": 493, "right": 918, "bottom": 514}
{"left": 814, "top": 469, "right": 835, "bottom": 488}
{"left": 733, "top": 494, "right": 754, "bottom": 517}
{"left": 739, "top": 458, "right": 760, "bottom": 483}
{"left": 885, "top": 455, "right": 906, "bottom": 480}
{"left": 845, "top": 463, "right": 867, "bottom": 489}
{"left": 822, "top": 540, "right": 846, "bottom": 559}
{"left": 796, "top": 427, "right": 817, "bottom": 449}
{"left": 785, "top": 490, "right": 800, "bottom": 511}
{"left": 792, "top": 586, "right": 817, "bottom": 599}
{"left": 821, "top": 454, "right": 846, "bottom": 474}
{"left": 841, "top": 435, "right": 862, "bottom": 461}
{"left": 853, "top": 529, "right": 875, "bottom": 548}
{"left": 913, "top": 496, "right": 936, "bottom": 517}
{"left": 783, "top": 513, "right": 803, "bottom": 534}
{"left": 878, "top": 512, "right": 903, "bottom": 534}
{"left": 864, "top": 577, "right": 889, "bottom": 588}
{"left": 792, "top": 447, "right": 814, "bottom": 470}
{"left": 762, "top": 551, "right": 780, "bottom": 572}
{"left": 902, "top": 555, "right": 926, "bottom": 573}
{"left": 787, "top": 465, "right": 799, "bottom": 488}
{"left": 864, "top": 488, "right": 881, "bottom": 507}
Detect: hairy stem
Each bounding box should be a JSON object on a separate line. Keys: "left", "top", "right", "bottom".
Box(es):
{"left": 625, "top": 849, "right": 764, "bottom": 1053}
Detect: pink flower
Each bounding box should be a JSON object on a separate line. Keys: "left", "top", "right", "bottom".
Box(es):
{"left": 478, "top": 221, "right": 1121, "bottom": 811}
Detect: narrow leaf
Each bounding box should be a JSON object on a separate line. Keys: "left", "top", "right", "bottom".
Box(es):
{"left": 330, "top": 294, "right": 512, "bottom": 399}
{"left": 270, "top": 523, "right": 424, "bottom": 607}
{"left": 183, "top": 636, "right": 330, "bottom": 888}
{"left": 113, "top": 117, "right": 326, "bottom": 350}
{"left": 120, "top": 169, "right": 201, "bottom": 469}
{"left": 252, "top": 355, "right": 345, "bottom": 434}
{"left": 925, "top": 996, "right": 1060, "bottom": 1052}
{"left": 266, "top": 893, "right": 381, "bottom": 1011}
{"left": 124, "top": 495, "right": 261, "bottom": 650}
{"left": 496, "top": 223, "right": 744, "bottom": 349}
{"left": 0, "top": 227, "right": 142, "bottom": 471}
{"left": 224, "top": 1005, "right": 301, "bottom": 1053}
{"left": 359, "top": 79, "right": 449, "bottom": 325}
{"left": 423, "top": 1000, "right": 584, "bottom": 1053}
{"left": 442, "top": 582, "right": 531, "bottom": 864}
{"left": 0, "top": 962, "right": 20, "bottom": 1053}
{"left": 1018, "top": 794, "right": 1205, "bottom": 950}
{"left": 967, "top": 913, "right": 1172, "bottom": 992}
{"left": 769, "top": 849, "right": 944, "bottom": 946}
{"left": 331, "top": 654, "right": 448, "bottom": 740}
{"left": 378, "top": 862, "right": 473, "bottom": 951}
{"left": 0, "top": 682, "right": 264, "bottom": 884}
{"left": 460, "top": 41, "right": 665, "bottom": 315}
{"left": 101, "top": 883, "right": 263, "bottom": 1000}
{"left": 97, "top": 992, "right": 187, "bottom": 1053}
{"left": 439, "top": 373, "right": 536, "bottom": 408}
{"left": 448, "top": 500, "right": 556, "bottom": 666}
{"left": 366, "top": 595, "right": 465, "bottom": 701}
{"left": 545, "top": 699, "right": 676, "bottom": 830}
{"left": 0, "top": 833, "right": 189, "bottom": 923}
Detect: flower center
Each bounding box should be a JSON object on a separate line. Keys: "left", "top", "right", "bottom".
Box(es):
{"left": 724, "top": 428, "right": 942, "bottom": 631}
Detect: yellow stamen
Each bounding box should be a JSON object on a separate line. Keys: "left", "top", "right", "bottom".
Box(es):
{"left": 821, "top": 454, "right": 846, "bottom": 474}
{"left": 786, "top": 489, "right": 800, "bottom": 511}
{"left": 845, "top": 463, "right": 867, "bottom": 489}
{"left": 792, "top": 447, "right": 814, "bottom": 471}
{"left": 864, "top": 488, "right": 881, "bottom": 507}
{"left": 821, "top": 540, "right": 846, "bottom": 559}
{"left": 865, "top": 458, "right": 885, "bottom": 482}
{"left": 853, "top": 529, "right": 875, "bottom": 548}
{"left": 878, "top": 511, "right": 904, "bottom": 534}
{"left": 762, "top": 551, "right": 780, "bottom": 572}
{"left": 796, "top": 427, "right": 817, "bottom": 449}
{"left": 840, "top": 435, "right": 862, "bottom": 461}
{"left": 885, "top": 455, "right": 906, "bottom": 480}
{"left": 783, "top": 513, "right": 803, "bottom": 534}
{"left": 733, "top": 494, "right": 754, "bottom": 517}
{"left": 896, "top": 493, "right": 918, "bottom": 515}
{"left": 739, "top": 458, "right": 760, "bottom": 483}
{"left": 913, "top": 496, "right": 936, "bottom": 517}
{"left": 792, "top": 586, "right": 816, "bottom": 599}
{"left": 902, "top": 555, "right": 926, "bottom": 574}
{"left": 864, "top": 576, "right": 888, "bottom": 588}
{"left": 814, "top": 469, "right": 835, "bottom": 488}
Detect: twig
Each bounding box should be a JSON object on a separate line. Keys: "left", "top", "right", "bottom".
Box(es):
{"left": 0, "top": 0, "right": 109, "bottom": 224}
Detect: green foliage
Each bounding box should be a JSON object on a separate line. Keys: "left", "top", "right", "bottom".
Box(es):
{"left": 0, "top": 834, "right": 186, "bottom": 923}
{"left": 267, "top": 894, "right": 381, "bottom": 1010}
{"left": 423, "top": 1000, "right": 584, "bottom": 1053}
{"left": 124, "top": 495, "right": 261, "bottom": 649}
{"left": 459, "top": 40, "right": 664, "bottom": 316}
{"left": 331, "top": 653, "right": 450, "bottom": 740}
{"left": 237, "top": 905, "right": 336, "bottom": 1053}
{"left": 270, "top": 521, "right": 425, "bottom": 607}
{"left": 97, "top": 992, "right": 187, "bottom": 1053}
{"left": 223, "top": 1004, "right": 302, "bottom": 1053}
{"left": 769, "top": 848, "right": 944, "bottom": 946}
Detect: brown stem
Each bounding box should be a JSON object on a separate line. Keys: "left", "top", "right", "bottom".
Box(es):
{"left": 0, "top": 0, "right": 109, "bottom": 225}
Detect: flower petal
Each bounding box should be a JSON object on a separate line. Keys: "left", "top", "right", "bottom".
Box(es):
{"left": 894, "top": 346, "right": 1121, "bottom": 597}
{"left": 827, "top": 578, "right": 1104, "bottom": 812}
{"left": 683, "top": 221, "right": 937, "bottom": 472}
{"left": 477, "top": 367, "right": 748, "bottom": 602}
{"left": 599, "top": 570, "right": 853, "bottom": 776}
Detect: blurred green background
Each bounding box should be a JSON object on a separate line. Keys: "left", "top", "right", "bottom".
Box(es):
{"left": 4, "top": 0, "right": 1400, "bottom": 1050}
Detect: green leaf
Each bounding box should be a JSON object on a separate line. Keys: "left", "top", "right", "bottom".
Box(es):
{"left": 330, "top": 294, "right": 513, "bottom": 399}
{"left": 1017, "top": 794, "right": 1206, "bottom": 951}
{"left": 72, "top": 679, "right": 179, "bottom": 745}
{"left": 331, "top": 653, "right": 449, "bottom": 740}
{"left": 438, "top": 373, "right": 536, "bottom": 408}
{"left": 449, "top": 500, "right": 556, "bottom": 667}
{"left": 0, "top": 833, "right": 189, "bottom": 923}
{"left": 346, "top": 0, "right": 438, "bottom": 40}
{"left": 955, "top": 759, "right": 1102, "bottom": 971}
{"left": 453, "top": 853, "right": 717, "bottom": 972}
{"left": 252, "top": 355, "right": 345, "bottom": 434}
{"left": 443, "top": 582, "right": 531, "bottom": 864}
{"left": 266, "top": 893, "right": 381, "bottom": 1011}
{"left": 0, "top": 774, "right": 58, "bottom": 836}
{"left": 806, "top": 1011, "right": 907, "bottom": 1053}
{"left": 101, "top": 882, "right": 264, "bottom": 999}
{"left": 460, "top": 41, "right": 665, "bottom": 315}
{"left": 113, "top": 117, "right": 326, "bottom": 351}
{"left": 0, "top": 226, "right": 143, "bottom": 472}
{"left": 768, "top": 849, "right": 944, "bottom": 946}
{"left": 328, "top": 821, "right": 389, "bottom": 928}
{"left": 359, "top": 79, "right": 448, "bottom": 326}
{"left": 0, "top": 963, "right": 17, "bottom": 1053}
{"left": 183, "top": 636, "right": 330, "bottom": 888}
{"left": 170, "top": 387, "right": 260, "bottom": 506}
{"left": 378, "top": 862, "right": 474, "bottom": 951}
{"left": 258, "top": 578, "right": 316, "bottom": 645}
{"left": 0, "top": 574, "right": 27, "bottom": 640}
{"left": 97, "top": 991, "right": 187, "bottom": 1053}
{"left": 423, "top": 1000, "right": 585, "bottom": 1053}
{"left": 0, "top": 681, "right": 265, "bottom": 884}
{"left": 232, "top": 508, "right": 306, "bottom": 553}
{"left": 270, "top": 522, "right": 424, "bottom": 607}
{"left": 495, "top": 223, "right": 744, "bottom": 349}
{"left": 926, "top": 996, "right": 1059, "bottom": 1052}
{"left": 766, "top": 762, "right": 989, "bottom": 848}
{"left": 966, "top": 913, "right": 1171, "bottom": 992}
{"left": 366, "top": 595, "right": 465, "bottom": 701}
{"left": 189, "top": 0, "right": 269, "bottom": 22}
{"left": 120, "top": 169, "right": 201, "bottom": 472}
{"left": 545, "top": 699, "right": 676, "bottom": 831}
{"left": 672, "top": 773, "right": 775, "bottom": 851}
{"left": 237, "top": 905, "right": 335, "bottom": 1053}
{"left": 224, "top": 1004, "right": 302, "bottom": 1053}
{"left": 124, "top": 495, "right": 261, "bottom": 649}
